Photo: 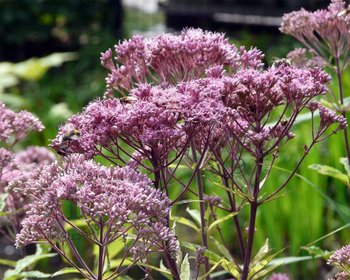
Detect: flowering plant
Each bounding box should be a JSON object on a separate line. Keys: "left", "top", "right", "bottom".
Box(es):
{"left": 4, "top": 27, "right": 346, "bottom": 280}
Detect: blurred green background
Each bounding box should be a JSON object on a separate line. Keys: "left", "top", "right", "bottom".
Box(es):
{"left": 1, "top": 0, "right": 349, "bottom": 279}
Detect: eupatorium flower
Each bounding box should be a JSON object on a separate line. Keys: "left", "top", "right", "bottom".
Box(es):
{"left": 328, "top": 245, "right": 350, "bottom": 266}
{"left": 286, "top": 48, "right": 325, "bottom": 69}
{"left": 280, "top": 0, "right": 350, "bottom": 67}
{"left": 100, "top": 28, "right": 263, "bottom": 96}
{"left": 0, "top": 102, "right": 43, "bottom": 144}
{"left": 12, "top": 154, "right": 177, "bottom": 259}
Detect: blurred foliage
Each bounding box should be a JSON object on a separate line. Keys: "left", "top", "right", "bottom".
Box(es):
{"left": 0, "top": 0, "right": 122, "bottom": 61}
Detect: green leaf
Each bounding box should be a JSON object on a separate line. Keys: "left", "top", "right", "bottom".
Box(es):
{"left": 250, "top": 239, "right": 270, "bottom": 267}
{"left": 4, "top": 245, "right": 56, "bottom": 280}
{"left": 301, "top": 246, "right": 331, "bottom": 259}
{"left": 0, "top": 258, "right": 16, "bottom": 267}
{"left": 186, "top": 207, "right": 201, "bottom": 226}
{"left": 174, "top": 199, "right": 202, "bottom": 206}
{"left": 269, "top": 255, "right": 319, "bottom": 266}
{"left": 340, "top": 157, "right": 350, "bottom": 175}
{"left": 19, "top": 271, "right": 52, "bottom": 278}
{"left": 180, "top": 254, "right": 190, "bottom": 280}
{"left": 198, "top": 260, "right": 222, "bottom": 280}
{"left": 210, "top": 237, "right": 233, "bottom": 262}
{"left": 0, "top": 193, "right": 8, "bottom": 212}
{"left": 221, "top": 259, "right": 241, "bottom": 279}
{"left": 47, "top": 103, "right": 73, "bottom": 122}
{"left": 172, "top": 216, "right": 199, "bottom": 232}
{"left": 208, "top": 211, "right": 239, "bottom": 233}
{"left": 309, "top": 164, "right": 349, "bottom": 186}
{"left": 51, "top": 267, "right": 84, "bottom": 277}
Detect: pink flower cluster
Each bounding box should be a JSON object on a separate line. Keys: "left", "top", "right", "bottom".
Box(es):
{"left": 0, "top": 102, "right": 43, "bottom": 144}
{"left": 52, "top": 62, "right": 344, "bottom": 161}
{"left": 328, "top": 244, "right": 350, "bottom": 266}
{"left": 12, "top": 154, "right": 177, "bottom": 257}
{"left": 101, "top": 28, "right": 263, "bottom": 96}
{"left": 281, "top": 0, "right": 350, "bottom": 66}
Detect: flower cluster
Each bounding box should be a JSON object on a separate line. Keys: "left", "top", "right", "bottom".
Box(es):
{"left": 280, "top": 0, "right": 350, "bottom": 67}
{"left": 100, "top": 28, "right": 263, "bottom": 96}
{"left": 12, "top": 154, "right": 177, "bottom": 259}
{"left": 328, "top": 245, "right": 350, "bottom": 266}
{"left": 0, "top": 102, "right": 43, "bottom": 144}
{"left": 286, "top": 48, "right": 325, "bottom": 69}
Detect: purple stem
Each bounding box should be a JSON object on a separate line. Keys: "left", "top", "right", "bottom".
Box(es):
{"left": 241, "top": 153, "right": 263, "bottom": 280}
{"left": 335, "top": 56, "right": 350, "bottom": 165}
{"left": 191, "top": 140, "right": 210, "bottom": 279}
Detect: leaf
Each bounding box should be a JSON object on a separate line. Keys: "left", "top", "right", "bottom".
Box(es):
{"left": 51, "top": 267, "right": 84, "bottom": 277}
{"left": 172, "top": 216, "right": 199, "bottom": 232}
{"left": 340, "top": 157, "right": 350, "bottom": 175}
{"left": 0, "top": 193, "right": 8, "bottom": 212}
{"left": 221, "top": 259, "right": 241, "bottom": 279}
{"left": 250, "top": 239, "right": 270, "bottom": 267}
{"left": 180, "top": 254, "right": 190, "bottom": 280}
{"left": 140, "top": 263, "right": 173, "bottom": 278}
{"left": 208, "top": 211, "right": 239, "bottom": 233}
{"left": 186, "top": 207, "right": 201, "bottom": 226}
{"left": 269, "top": 255, "right": 319, "bottom": 266}
{"left": 174, "top": 199, "right": 202, "bottom": 206}
{"left": 198, "top": 259, "right": 223, "bottom": 280}
{"left": 0, "top": 258, "right": 16, "bottom": 267}
{"left": 301, "top": 246, "right": 331, "bottom": 258}
{"left": 309, "top": 164, "right": 349, "bottom": 186}
{"left": 19, "top": 271, "right": 52, "bottom": 278}
{"left": 210, "top": 237, "right": 233, "bottom": 262}
{"left": 47, "top": 103, "right": 73, "bottom": 122}
{"left": 4, "top": 245, "right": 56, "bottom": 280}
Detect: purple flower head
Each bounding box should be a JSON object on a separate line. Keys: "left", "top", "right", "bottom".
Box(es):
{"left": 280, "top": 0, "right": 350, "bottom": 65}
{"left": 328, "top": 245, "right": 350, "bottom": 266}
{"left": 0, "top": 102, "right": 43, "bottom": 144}
{"left": 329, "top": 272, "right": 348, "bottom": 280}
{"left": 101, "top": 28, "right": 263, "bottom": 97}
{"left": 286, "top": 48, "right": 325, "bottom": 69}
{"left": 12, "top": 154, "right": 177, "bottom": 259}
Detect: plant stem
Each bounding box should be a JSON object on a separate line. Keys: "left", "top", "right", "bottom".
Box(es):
{"left": 335, "top": 56, "right": 350, "bottom": 165}
{"left": 223, "top": 175, "right": 245, "bottom": 260}
{"left": 241, "top": 154, "right": 263, "bottom": 280}
{"left": 191, "top": 140, "right": 210, "bottom": 279}
{"left": 97, "top": 221, "right": 105, "bottom": 280}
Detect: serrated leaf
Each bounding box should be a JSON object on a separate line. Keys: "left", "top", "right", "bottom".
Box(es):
{"left": 186, "top": 207, "right": 201, "bottom": 226}
{"left": 208, "top": 211, "right": 239, "bottom": 233}
{"left": 309, "top": 164, "right": 349, "bottom": 186}
{"left": 180, "top": 254, "right": 190, "bottom": 280}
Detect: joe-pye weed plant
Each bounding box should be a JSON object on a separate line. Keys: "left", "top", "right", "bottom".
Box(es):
{"left": 5, "top": 28, "right": 345, "bottom": 279}
{"left": 281, "top": 0, "right": 350, "bottom": 278}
